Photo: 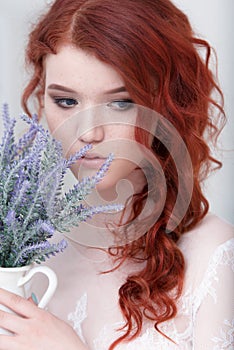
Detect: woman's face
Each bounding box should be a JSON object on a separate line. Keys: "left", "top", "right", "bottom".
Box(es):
{"left": 44, "top": 44, "right": 143, "bottom": 193}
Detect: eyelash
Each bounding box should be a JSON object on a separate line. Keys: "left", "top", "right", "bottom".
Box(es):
{"left": 53, "top": 97, "right": 78, "bottom": 109}
{"left": 52, "top": 97, "right": 134, "bottom": 111}
{"left": 107, "top": 99, "right": 134, "bottom": 111}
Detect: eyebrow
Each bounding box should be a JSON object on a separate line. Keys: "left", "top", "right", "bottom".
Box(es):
{"left": 104, "top": 86, "right": 127, "bottom": 94}
{"left": 47, "top": 84, "right": 127, "bottom": 95}
{"left": 47, "top": 84, "right": 77, "bottom": 93}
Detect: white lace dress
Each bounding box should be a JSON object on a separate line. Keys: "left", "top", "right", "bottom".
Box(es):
{"left": 32, "top": 213, "right": 234, "bottom": 349}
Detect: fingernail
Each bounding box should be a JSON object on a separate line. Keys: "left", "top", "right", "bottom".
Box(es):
{"left": 31, "top": 293, "right": 38, "bottom": 305}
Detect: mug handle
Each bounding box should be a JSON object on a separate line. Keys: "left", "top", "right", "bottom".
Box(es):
{"left": 17, "top": 266, "right": 58, "bottom": 309}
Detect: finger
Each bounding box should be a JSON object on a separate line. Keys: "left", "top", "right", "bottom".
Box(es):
{"left": 0, "top": 309, "right": 26, "bottom": 334}
{"left": 0, "top": 288, "right": 37, "bottom": 318}
{"left": 27, "top": 293, "right": 38, "bottom": 305}
{"left": 31, "top": 293, "right": 38, "bottom": 305}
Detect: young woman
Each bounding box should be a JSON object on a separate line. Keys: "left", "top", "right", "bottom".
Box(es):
{"left": 0, "top": 0, "right": 233, "bottom": 349}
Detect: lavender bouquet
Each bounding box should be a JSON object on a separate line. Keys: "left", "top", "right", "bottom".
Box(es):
{"left": 0, "top": 105, "right": 121, "bottom": 267}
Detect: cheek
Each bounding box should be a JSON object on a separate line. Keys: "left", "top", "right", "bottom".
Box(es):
{"left": 106, "top": 126, "right": 143, "bottom": 168}
{"left": 44, "top": 97, "right": 58, "bottom": 132}
{"left": 44, "top": 95, "right": 71, "bottom": 133}
{"left": 108, "top": 124, "right": 135, "bottom": 140}
{"left": 103, "top": 125, "right": 137, "bottom": 155}
{"left": 111, "top": 159, "right": 136, "bottom": 178}
{"left": 45, "top": 116, "right": 57, "bottom": 134}
{"left": 44, "top": 98, "right": 78, "bottom": 155}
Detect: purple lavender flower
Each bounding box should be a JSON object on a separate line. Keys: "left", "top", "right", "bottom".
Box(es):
{"left": 0, "top": 105, "right": 123, "bottom": 267}
{"left": 40, "top": 222, "right": 55, "bottom": 235}
{"left": 66, "top": 143, "right": 92, "bottom": 166}
{"left": 5, "top": 210, "right": 16, "bottom": 226}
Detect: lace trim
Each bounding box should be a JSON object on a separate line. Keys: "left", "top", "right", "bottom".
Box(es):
{"left": 68, "top": 239, "right": 234, "bottom": 349}
{"left": 93, "top": 322, "right": 179, "bottom": 350}
{"left": 212, "top": 319, "right": 234, "bottom": 350}
{"left": 193, "top": 238, "right": 234, "bottom": 317}
{"left": 67, "top": 293, "right": 88, "bottom": 344}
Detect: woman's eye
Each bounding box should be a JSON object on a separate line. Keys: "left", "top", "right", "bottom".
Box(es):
{"left": 53, "top": 97, "right": 78, "bottom": 108}
{"left": 107, "top": 100, "right": 134, "bottom": 111}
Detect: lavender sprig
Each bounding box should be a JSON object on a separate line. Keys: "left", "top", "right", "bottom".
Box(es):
{"left": 12, "top": 239, "right": 68, "bottom": 267}
{"left": 0, "top": 105, "right": 123, "bottom": 267}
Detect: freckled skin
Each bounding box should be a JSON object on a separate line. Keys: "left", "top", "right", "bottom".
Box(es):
{"left": 44, "top": 45, "right": 144, "bottom": 194}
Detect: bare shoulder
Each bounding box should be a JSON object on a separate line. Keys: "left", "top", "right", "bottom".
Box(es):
{"left": 178, "top": 213, "right": 234, "bottom": 263}
{"left": 177, "top": 213, "right": 234, "bottom": 287}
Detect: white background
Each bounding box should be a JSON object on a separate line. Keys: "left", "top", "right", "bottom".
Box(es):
{"left": 0, "top": 0, "right": 233, "bottom": 224}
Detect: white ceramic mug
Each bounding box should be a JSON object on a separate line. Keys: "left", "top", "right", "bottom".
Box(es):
{"left": 0, "top": 264, "right": 58, "bottom": 334}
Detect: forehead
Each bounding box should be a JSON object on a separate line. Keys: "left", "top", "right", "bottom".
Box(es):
{"left": 44, "top": 44, "right": 125, "bottom": 93}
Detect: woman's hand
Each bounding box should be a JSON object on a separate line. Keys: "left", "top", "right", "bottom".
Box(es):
{"left": 0, "top": 288, "right": 88, "bottom": 350}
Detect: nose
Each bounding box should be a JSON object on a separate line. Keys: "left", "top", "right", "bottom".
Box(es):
{"left": 77, "top": 107, "right": 105, "bottom": 144}
{"left": 79, "top": 125, "right": 104, "bottom": 143}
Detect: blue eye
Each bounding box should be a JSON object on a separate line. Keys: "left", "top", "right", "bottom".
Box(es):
{"left": 53, "top": 97, "right": 78, "bottom": 108}
{"left": 107, "top": 99, "right": 134, "bottom": 111}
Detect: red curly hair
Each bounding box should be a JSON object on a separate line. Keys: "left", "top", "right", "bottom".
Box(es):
{"left": 22, "top": 0, "right": 225, "bottom": 348}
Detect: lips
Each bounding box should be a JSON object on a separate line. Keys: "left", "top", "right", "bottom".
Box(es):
{"left": 84, "top": 153, "right": 106, "bottom": 160}
{"left": 80, "top": 153, "right": 107, "bottom": 169}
